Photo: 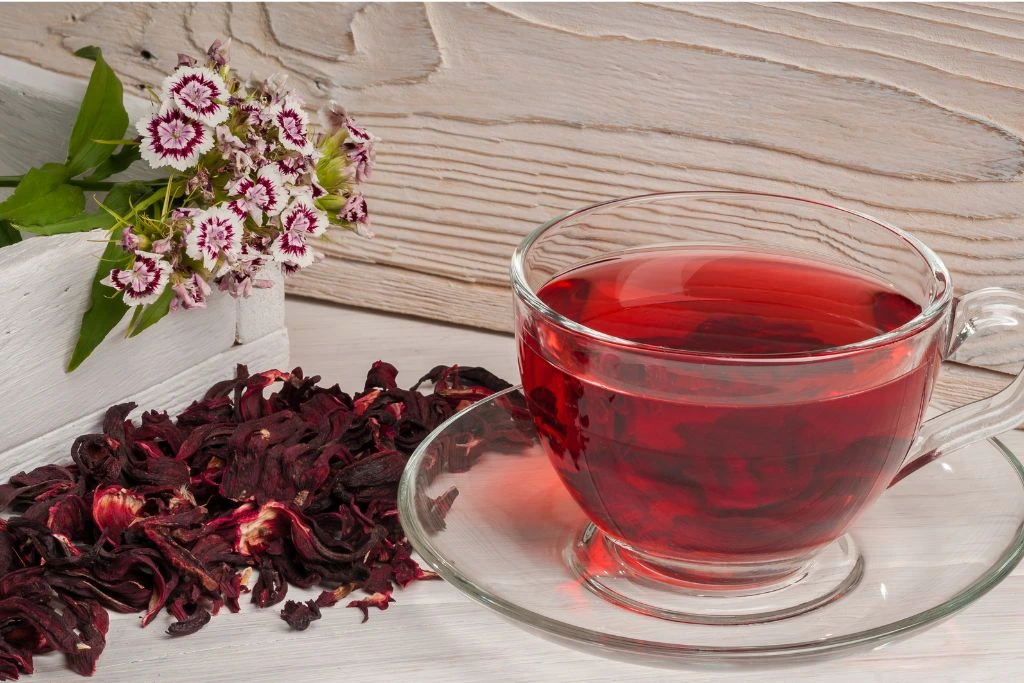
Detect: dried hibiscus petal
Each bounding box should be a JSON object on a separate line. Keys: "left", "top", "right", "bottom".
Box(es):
{"left": 279, "top": 599, "right": 321, "bottom": 631}
{"left": 0, "top": 362, "right": 508, "bottom": 678}
{"left": 62, "top": 596, "right": 109, "bottom": 676}
{"left": 346, "top": 591, "right": 395, "bottom": 623}
{"left": 166, "top": 609, "right": 211, "bottom": 637}
{"left": 92, "top": 487, "right": 146, "bottom": 539}
{"left": 251, "top": 559, "right": 287, "bottom": 608}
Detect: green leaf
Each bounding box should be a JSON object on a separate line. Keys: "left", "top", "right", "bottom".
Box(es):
{"left": 67, "top": 227, "right": 131, "bottom": 372}
{"left": 0, "top": 219, "right": 21, "bottom": 246}
{"left": 17, "top": 181, "right": 149, "bottom": 235}
{"left": 0, "top": 164, "right": 84, "bottom": 224}
{"left": 84, "top": 145, "right": 142, "bottom": 182}
{"left": 74, "top": 45, "right": 102, "bottom": 61}
{"left": 90, "top": 139, "right": 140, "bottom": 146}
{"left": 129, "top": 285, "right": 174, "bottom": 337}
{"left": 66, "top": 47, "right": 129, "bottom": 178}
{"left": 16, "top": 211, "right": 112, "bottom": 236}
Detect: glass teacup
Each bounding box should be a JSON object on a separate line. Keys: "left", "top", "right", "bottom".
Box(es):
{"left": 512, "top": 192, "right": 1024, "bottom": 623}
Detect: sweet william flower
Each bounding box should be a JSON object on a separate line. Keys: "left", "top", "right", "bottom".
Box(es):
{"left": 214, "top": 125, "right": 244, "bottom": 156}
{"left": 172, "top": 273, "right": 212, "bottom": 310}
{"left": 207, "top": 38, "right": 230, "bottom": 69}
{"left": 101, "top": 251, "right": 172, "bottom": 306}
{"left": 270, "top": 228, "right": 315, "bottom": 268}
{"left": 230, "top": 165, "right": 288, "bottom": 223}
{"left": 268, "top": 199, "right": 328, "bottom": 269}
{"left": 270, "top": 98, "right": 313, "bottom": 154}
{"left": 340, "top": 193, "right": 369, "bottom": 225}
{"left": 347, "top": 145, "right": 374, "bottom": 183}
{"left": 238, "top": 101, "right": 263, "bottom": 127}
{"left": 185, "top": 166, "right": 214, "bottom": 204}
{"left": 225, "top": 198, "right": 248, "bottom": 222}
{"left": 163, "top": 66, "right": 230, "bottom": 126}
{"left": 120, "top": 226, "right": 141, "bottom": 253}
{"left": 91, "top": 38, "right": 375, "bottom": 359}
{"left": 320, "top": 100, "right": 348, "bottom": 132}
{"left": 137, "top": 107, "right": 213, "bottom": 172}
{"left": 342, "top": 115, "right": 375, "bottom": 182}
{"left": 151, "top": 237, "right": 173, "bottom": 255}
{"left": 281, "top": 198, "right": 328, "bottom": 238}
{"left": 344, "top": 117, "right": 373, "bottom": 146}
{"left": 186, "top": 206, "right": 243, "bottom": 271}
{"left": 275, "top": 155, "right": 307, "bottom": 183}
{"left": 172, "top": 207, "right": 201, "bottom": 221}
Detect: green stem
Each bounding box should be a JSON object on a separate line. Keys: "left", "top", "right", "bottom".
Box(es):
{"left": 129, "top": 186, "right": 173, "bottom": 222}
{"left": 0, "top": 175, "right": 166, "bottom": 191}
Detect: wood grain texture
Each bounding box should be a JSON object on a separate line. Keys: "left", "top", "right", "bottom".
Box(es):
{"left": 1, "top": 3, "right": 1023, "bottom": 370}
{"left": 9, "top": 298, "right": 1020, "bottom": 682}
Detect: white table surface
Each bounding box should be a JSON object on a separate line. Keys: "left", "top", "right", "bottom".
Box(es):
{"left": 29, "top": 297, "right": 1024, "bottom": 682}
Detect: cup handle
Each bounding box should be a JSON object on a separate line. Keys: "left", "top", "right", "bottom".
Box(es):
{"left": 890, "top": 287, "right": 1024, "bottom": 487}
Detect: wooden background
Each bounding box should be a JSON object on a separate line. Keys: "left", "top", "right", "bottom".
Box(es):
{"left": 1, "top": 2, "right": 1023, "bottom": 370}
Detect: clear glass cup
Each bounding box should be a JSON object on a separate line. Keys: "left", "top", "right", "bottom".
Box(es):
{"left": 511, "top": 191, "right": 1024, "bottom": 623}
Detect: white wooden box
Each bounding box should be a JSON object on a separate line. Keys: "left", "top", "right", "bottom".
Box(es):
{"left": 0, "top": 230, "right": 289, "bottom": 474}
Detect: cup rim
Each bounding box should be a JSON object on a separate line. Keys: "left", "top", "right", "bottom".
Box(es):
{"left": 510, "top": 191, "right": 953, "bottom": 361}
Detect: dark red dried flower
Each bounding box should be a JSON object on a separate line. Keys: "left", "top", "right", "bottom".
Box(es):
{"left": 0, "top": 362, "right": 508, "bottom": 679}
{"left": 280, "top": 599, "right": 321, "bottom": 631}
{"left": 347, "top": 591, "right": 395, "bottom": 623}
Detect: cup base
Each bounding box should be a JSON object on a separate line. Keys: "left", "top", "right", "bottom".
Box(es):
{"left": 566, "top": 525, "right": 864, "bottom": 625}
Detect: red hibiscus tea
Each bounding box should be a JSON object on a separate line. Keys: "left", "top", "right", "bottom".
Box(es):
{"left": 518, "top": 247, "right": 942, "bottom": 565}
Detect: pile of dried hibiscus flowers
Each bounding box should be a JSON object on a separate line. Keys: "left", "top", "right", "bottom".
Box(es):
{"left": 0, "top": 362, "right": 509, "bottom": 679}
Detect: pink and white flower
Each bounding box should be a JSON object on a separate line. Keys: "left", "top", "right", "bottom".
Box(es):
{"left": 269, "top": 199, "right": 328, "bottom": 268}
{"left": 275, "top": 155, "right": 306, "bottom": 183}
{"left": 101, "top": 251, "right": 172, "bottom": 306}
{"left": 218, "top": 243, "right": 274, "bottom": 297}
{"left": 238, "top": 101, "right": 263, "bottom": 127}
{"left": 151, "top": 237, "right": 173, "bottom": 255}
{"left": 320, "top": 101, "right": 348, "bottom": 133}
{"left": 215, "top": 125, "right": 244, "bottom": 156}
{"left": 344, "top": 117, "right": 373, "bottom": 146}
{"left": 163, "top": 66, "right": 229, "bottom": 126}
{"left": 269, "top": 229, "right": 315, "bottom": 268}
{"left": 120, "top": 227, "right": 140, "bottom": 253}
{"left": 137, "top": 108, "right": 213, "bottom": 172}
{"left": 207, "top": 39, "right": 230, "bottom": 70}
{"left": 281, "top": 199, "right": 328, "bottom": 238}
{"left": 185, "top": 206, "right": 243, "bottom": 270}
{"left": 339, "top": 193, "right": 369, "bottom": 225}
{"left": 270, "top": 98, "right": 313, "bottom": 154}
{"left": 225, "top": 198, "right": 248, "bottom": 222}
{"left": 172, "top": 207, "right": 201, "bottom": 221}
{"left": 229, "top": 165, "right": 287, "bottom": 222}
{"left": 185, "top": 166, "right": 214, "bottom": 203}
{"left": 347, "top": 145, "right": 374, "bottom": 183}
{"left": 172, "top": 273, "right": 212, "bottom": 310}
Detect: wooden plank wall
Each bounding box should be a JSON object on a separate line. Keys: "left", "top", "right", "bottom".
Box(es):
{"left": 1, "top": 2, "right": 1022, "bottom": 370}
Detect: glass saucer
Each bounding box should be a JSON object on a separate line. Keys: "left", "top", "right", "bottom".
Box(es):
{"left": 398, "top": 387, "right": 1024, "bottom": 667}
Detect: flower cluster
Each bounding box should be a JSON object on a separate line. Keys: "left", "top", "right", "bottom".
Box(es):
{"left": 103, "top": 40, "right": 375, "bottom": 309}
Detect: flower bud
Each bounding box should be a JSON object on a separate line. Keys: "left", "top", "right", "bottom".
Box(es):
{"left": 317, "top": 155, "right": 348, "bottom": 189}
{"left": 315, "top": 194, "right": 344, "bottom": 213}
{"left": 151, "top": 237, "right": 173, "bottom": 255}
{"left": 318, "top": 129, "right": 347, "bottom": 160}
{"left": 120, "top": 226, "right": 141, "bottom": 253}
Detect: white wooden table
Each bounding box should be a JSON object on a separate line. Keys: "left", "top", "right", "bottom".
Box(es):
{"left": 28, "top": 298, "right": 1024, "bottom": 682}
